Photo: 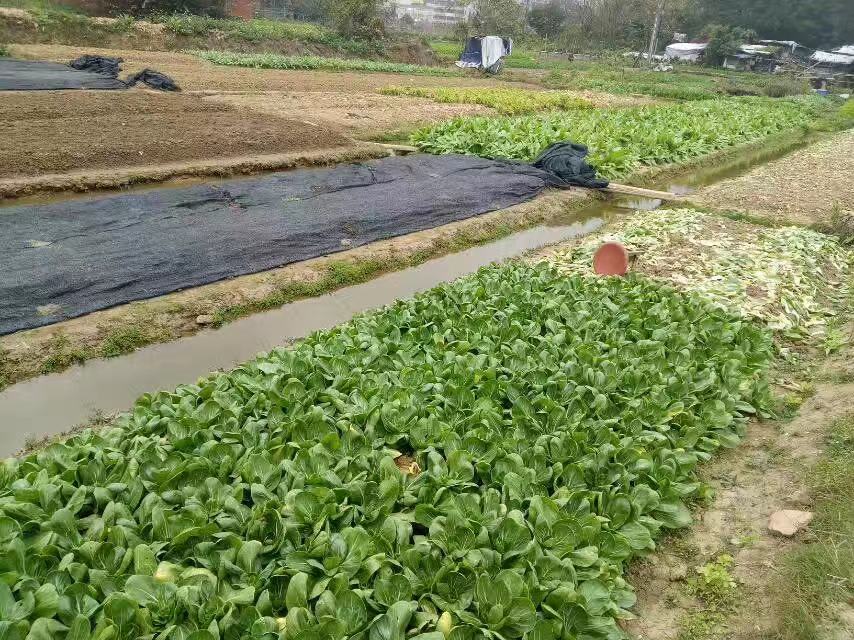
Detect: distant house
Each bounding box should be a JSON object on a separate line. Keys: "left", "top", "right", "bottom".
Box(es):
{"left": 664, "top": 42, "right": 707, "bottom": 62}
{"left": 809, "top": 49, "right": 854, "bottom": 75}
{"left": 723, "top": 44, "right": 778, "bottom": 71}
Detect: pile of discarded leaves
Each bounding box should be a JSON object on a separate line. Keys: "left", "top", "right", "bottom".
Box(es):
{"left": 540, "top": 209, "right": 851, "bottom": 347}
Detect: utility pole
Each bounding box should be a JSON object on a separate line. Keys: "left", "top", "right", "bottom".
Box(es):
{"left": 647, "top": 0, "right": 665, "bottom": 66}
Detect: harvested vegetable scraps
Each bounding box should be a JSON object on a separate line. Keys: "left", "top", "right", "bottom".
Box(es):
{"left": 540, "top": 209, "right": 851, "bottom": 344}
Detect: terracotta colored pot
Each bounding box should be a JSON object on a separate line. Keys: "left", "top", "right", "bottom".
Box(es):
{"left": 593, "top": 242, "right": 629, "bottom": 276}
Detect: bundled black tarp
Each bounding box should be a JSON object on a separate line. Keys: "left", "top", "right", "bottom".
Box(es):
{"left": 0, "top": 55, "right": 180, "bottom": 91}
{"left": 0, "top": 58, "right": 127, "bottom": 91}
{"left": 68, "top": 54, "right": 123, "bottom": 77}
{"left": 533, "top": 142, "right": 610, "bottom": 189}
{"left": 0, "top": 154, "right": 554, "bottom": 335}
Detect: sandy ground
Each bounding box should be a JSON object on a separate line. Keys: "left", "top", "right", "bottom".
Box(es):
{"left": 201, "top": 90, "right": 492, "bottom": 136}
{"left": 0, "top": 90, "right": 352, "bottom": 178}
{"left": 695, "top": 129, "right": 854, "bottom": 226}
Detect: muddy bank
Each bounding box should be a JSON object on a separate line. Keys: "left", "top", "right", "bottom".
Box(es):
{"left": 623, "top": 374, "right": 854, "bottom": 640}
{"left": 0, "top": 90, "right": 352, "bottom": 179}
{"left": 0, "top": 206, "right": 608, "bottom": 455}
{"left": 0, "top": 189, "right": 592, "bottom": 389}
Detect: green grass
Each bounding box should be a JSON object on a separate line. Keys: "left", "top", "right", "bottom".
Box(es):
{"left": 157, "top": 14, "right": 379, "bottom": 56}
{"left": 0, "top": 43, "right": 9, "bottom": 56}
{"left": 379, "top": 86, "right": 593, "bottom": 115}
{"left": 0, "top": 1, "right": 379, "bottom": 56}
{"left": 771, "top": 414, "right": 854, "bottom": 639}
{"left": 99, "top": 326, "right": 156, "bottom": 358}
{"left": 193, "top": 50, "right": 461, "bottom": 76}
{"left": 541, "top": 66, "right": 808, "bottom": 101}
{"left": 39, "top": 333, "right": 91, "bottom": 375}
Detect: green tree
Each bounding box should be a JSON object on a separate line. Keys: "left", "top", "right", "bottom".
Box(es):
{"left": 702, "top": 23, "right": 757, "bottom": 66}
{"left": 527, "top": 1, "right": 566, "bottom": 41}
{"left": 470, "top": 0, "right": 526, "bottom": 37}
{"left": 695, "top": 0, "right": 853, "bottom": 48}
{"left": 331, "top": 0, "right": 386, "bottom": 38}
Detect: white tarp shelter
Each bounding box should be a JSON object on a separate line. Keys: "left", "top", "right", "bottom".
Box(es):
{"left": 811, "top": 50, "right": 854, "bottom": 65}
{"left": 834, "top": 45, "right": 854, "bottom": 56}
{"left": 664, "top": 42, "right": 707, "bottom": 62}
{"left": 456, "top": 36, "right": 513, "bottom": 73}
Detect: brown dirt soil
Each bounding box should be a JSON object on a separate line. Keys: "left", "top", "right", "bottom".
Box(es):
{"left": 0, "top": 90, "right": 353, "bottom": 178}
{"left": 200, "top": 90, "right": 493, "bottom": 135}
{"left": 0, "top": 146, "right": 389, "bottom": 198}
{"left": 0, "top": 189, "right": 590, "bottom": 389}
{"left": 8, "top": 44, "right": 539, "bottom": 92}
{"left": 694, "top": 129, "right": 854, "bottom": 226}
{"left": 623, "top": 378, "right": 854, "bottom": 640}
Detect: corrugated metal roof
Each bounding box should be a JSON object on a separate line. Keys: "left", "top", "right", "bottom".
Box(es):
{"left": 811, "top": 50, "right": 854, "bottom": 64}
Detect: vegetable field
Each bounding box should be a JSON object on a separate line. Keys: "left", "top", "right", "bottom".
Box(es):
{"left": 379, "top": 87, "right": 592, "bottom": 116}
{"left": 412, "top": 97, "right": 829, "bottom": 179}
{"left": 0, "top": 264, "right": 773, "bottom": 640}
{"left": 193, "top": 51, "right": 462, "bottom": 77}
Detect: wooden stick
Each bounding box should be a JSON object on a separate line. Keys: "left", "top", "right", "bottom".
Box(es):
{"left": 603, "top": 182, "right": 685, "bottom": 201}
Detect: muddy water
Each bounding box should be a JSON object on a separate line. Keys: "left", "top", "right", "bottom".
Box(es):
{"left": 0, "top": 213, "right": 618, "bottom": 456}
{"left": 0, "top": 132, "right": 818, "bottom": 452}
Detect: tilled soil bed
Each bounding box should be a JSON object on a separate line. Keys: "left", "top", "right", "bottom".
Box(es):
{"left": 0, "top": 90, "right": 352, "bottom": 178}
{"left": 201, "top": 90, "right": 492, "bottom": 135}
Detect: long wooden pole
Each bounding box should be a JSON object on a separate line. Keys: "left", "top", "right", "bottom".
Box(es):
{"left": 647, "top": 0, "right": 666, "bottom": 66}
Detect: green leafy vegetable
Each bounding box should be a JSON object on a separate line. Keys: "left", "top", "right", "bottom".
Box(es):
{"left": 0, "top": 264, "right": 773, "bottom": 639}
{"left": 193, "top": 50, "right": 462, "bottom": 77}
{"left": 379, "top": 87, "right": 593, "bottom": 116}
{"left": 411, "top": 97, "right": 830, "bottom": 179}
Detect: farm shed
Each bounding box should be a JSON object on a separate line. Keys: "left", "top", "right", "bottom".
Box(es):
{"left": 664, "top": 42, "right": 708, "bottom": 62}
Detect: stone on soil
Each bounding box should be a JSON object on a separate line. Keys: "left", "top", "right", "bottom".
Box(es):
{"left": 768, "top": 509, "right": 814, "bottom": 536}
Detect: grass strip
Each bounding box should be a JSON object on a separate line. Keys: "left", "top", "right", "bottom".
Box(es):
{"left": 770, "top": 413, "right": 854, "bottom": 639}
{"left": 379, "top": 86, "right": 593, "bottom": 115}
{"left": 0, "top": 264, "right": 773, "bottom": 639}
{"left": 193, "top": 50, "right": 462, "bottom": 77}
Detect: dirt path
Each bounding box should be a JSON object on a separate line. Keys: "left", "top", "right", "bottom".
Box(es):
{"left": 622, "top": 371, "right": 854, "bottom": 640}
{"left": 694, "top": 129, "right": 854, "bottom": 227}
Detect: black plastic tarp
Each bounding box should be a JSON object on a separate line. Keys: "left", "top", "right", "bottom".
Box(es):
{"left": 0, "top": 58, "right": 127, "bottom": 91}
{"left": 0, "top": 154, "right": 554, "bottom": 335}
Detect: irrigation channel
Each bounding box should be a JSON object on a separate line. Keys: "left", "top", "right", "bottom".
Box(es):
{"left": 0, "top": 134, "right": 818, "bottom": 454}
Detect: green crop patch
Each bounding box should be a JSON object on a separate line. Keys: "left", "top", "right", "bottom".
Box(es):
{"left": 412, "top": 97, "right": 830, "bottom": 179}
{"left": 0, "top": 264, "right": 773, "bottom": 639}
{"left": 193, "top": 51, "right": 462, "bottom": 77}
{"left": 379, "top": 87, "right": 593, "bottom": 116}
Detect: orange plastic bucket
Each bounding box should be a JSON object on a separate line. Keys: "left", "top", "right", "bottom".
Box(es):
{"left": 593, "top": 242, "right": 629, "bottom": 276}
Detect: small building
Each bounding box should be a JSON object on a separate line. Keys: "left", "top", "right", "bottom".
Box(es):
{"left": 723, "top": 44, "right": 779, "bottom": 72}
{"left": 664, "top": 42, "right": 707, "bottom": 62}
{"left": 809, "top": 50, "right": 854, "bottom": 75}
